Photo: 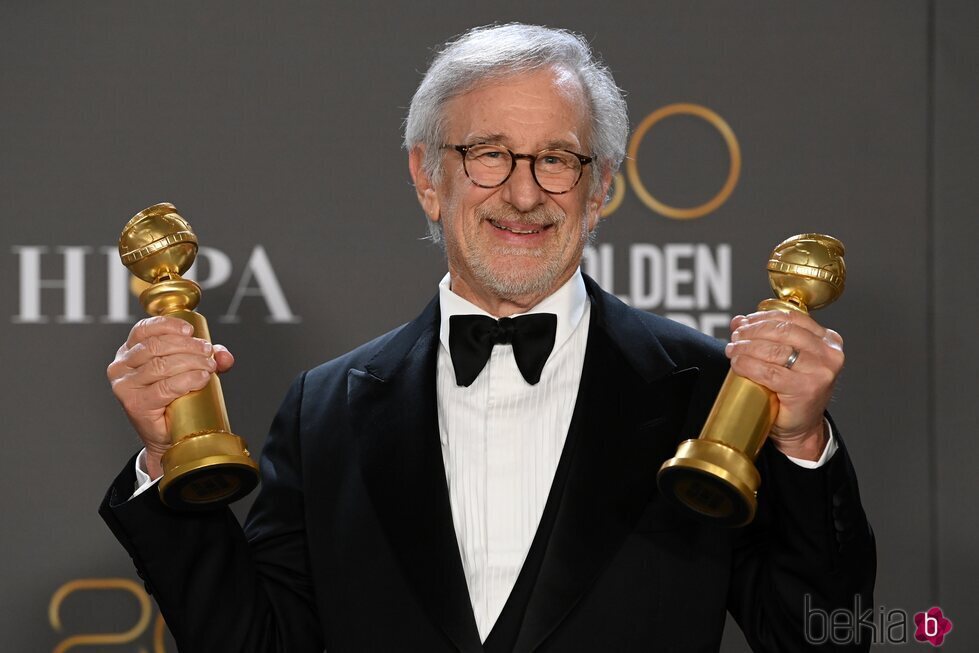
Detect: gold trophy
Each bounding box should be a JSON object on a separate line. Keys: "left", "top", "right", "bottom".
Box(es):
{"left": 119, "top": 202, "right": 259, "bottom": 509}
{"left": 657, "top": 234, "right": 845, "bottom": 526}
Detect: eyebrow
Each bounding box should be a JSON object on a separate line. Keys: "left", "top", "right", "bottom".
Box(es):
{"left": 464, "top": 134, "right": 584, "bottom": 152}
{"left": 465, "top": 133, "right": 508, "bottom": 146}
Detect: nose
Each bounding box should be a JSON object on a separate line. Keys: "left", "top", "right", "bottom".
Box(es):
{"left": 499, "top": 157, "right": 547, "bottom": 212}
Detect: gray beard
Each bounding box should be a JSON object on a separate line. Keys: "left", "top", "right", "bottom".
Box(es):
{"left": 462, "top": 204, "right": 586, "bottom": 301}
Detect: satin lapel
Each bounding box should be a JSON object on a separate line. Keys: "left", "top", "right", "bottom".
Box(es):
{"left": 349, "top": 297, "right": 482, "bottom": 653}
{"left": 512, "top": 281, "right": 700, "bottom": 652}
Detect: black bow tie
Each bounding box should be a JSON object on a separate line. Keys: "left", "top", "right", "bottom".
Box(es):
{"left": 448, "top": 313, "right": 557, "bottom": 387}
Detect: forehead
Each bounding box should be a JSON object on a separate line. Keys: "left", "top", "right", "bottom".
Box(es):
{"left": 443, "top": 67, "right": 590, "bottom": 150}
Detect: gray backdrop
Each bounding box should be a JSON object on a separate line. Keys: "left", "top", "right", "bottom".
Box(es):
{"left": 2, "top": 1, "right": 976, "bottom": 650}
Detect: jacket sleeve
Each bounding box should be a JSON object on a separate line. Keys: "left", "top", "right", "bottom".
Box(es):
{"left": 99, "top": 372, "right": 324, "bottom": 653}
{"left": 726, "top": 415, "right": 877, "bottom": 652}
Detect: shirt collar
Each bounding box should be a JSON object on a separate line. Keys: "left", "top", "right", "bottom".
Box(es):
{"left": 438, "top": 268, "right": 588, "bottom": 356}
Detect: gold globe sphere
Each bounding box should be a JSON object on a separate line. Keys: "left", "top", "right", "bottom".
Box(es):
{"left": 119, "top": 202, "right": 198, "bottom": 283}
{"left": 767, "top": 233, "right": 845, "bottom": 311}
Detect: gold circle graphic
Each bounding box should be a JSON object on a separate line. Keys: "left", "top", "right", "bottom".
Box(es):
{"left": 625, "top": 103, "right": 741, "bottom": 220}
{"left": 49, "top": 578, "right": 152, "bottom": 653}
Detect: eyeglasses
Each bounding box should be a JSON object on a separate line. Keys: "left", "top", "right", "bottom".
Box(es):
{"left": 445, "top": 144, "right": 593, "bottom": 194}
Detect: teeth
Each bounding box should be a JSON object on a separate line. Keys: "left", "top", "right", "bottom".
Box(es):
{"left": 490, "top": 219, "right": 541, "bottom": 234}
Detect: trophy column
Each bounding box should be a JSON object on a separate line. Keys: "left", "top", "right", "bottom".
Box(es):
{"left": 657, "top": 234, "right": 846, "bottom": 526}
{"left": 120, "top": 203, "right": 260, "bottom": 509}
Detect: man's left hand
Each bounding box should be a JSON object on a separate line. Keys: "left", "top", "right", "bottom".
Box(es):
{"left": 724, "top": 310, "right": 845, "bottom": 461}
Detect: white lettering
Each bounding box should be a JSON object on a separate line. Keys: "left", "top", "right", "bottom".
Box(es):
{"left": 696, "top": 243, "right": 731, "bottom": 309}
{"left": 590, "top": 243, "right": 733, "bottom": 337}
{"left": 629, "top": 244, "right": 663, "bottom": 309}
{"left": 13, "top": 244, "right": 297, "bottom": 325}
{"left": 221, "top": 246, "right": 300, "bottom": 323}
{"left": 664, "top": 243, "right": 695, "bottom": 310}
{"left": 12, "top": 246, "right": 92, "bottom": 323}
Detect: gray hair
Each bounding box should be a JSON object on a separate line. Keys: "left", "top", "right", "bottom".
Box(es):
{"left": 403, "top": 23, "right": 629, "bottom": 243}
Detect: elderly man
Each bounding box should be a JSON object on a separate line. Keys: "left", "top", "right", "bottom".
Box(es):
{"left": 102, "top": 23, "right": 875, "bottom": 652}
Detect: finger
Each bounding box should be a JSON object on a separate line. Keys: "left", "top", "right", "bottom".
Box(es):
{"left": 731, "top": 318, "right": 825, "bottom": 354}
{"left": 128, "top": 353, "right": 217, "bottom": 387}
{"left": 126, "top": 316, "right": 194, "bottom": 348}
{"left": 732, "top": 317, "right": 845, "bottom": 374}
{"left": 742, "top": 310, "right": 828, "bottom": 339}
{"left": 726, "top": 339, "right": 805, "bottom": 370}
{"left": 131, "top": 370, "right": 213, "bottom": 412}
{"left": 213, "top": 344, "right": 235, "bottom": 373}
{"left": 121, "top": 335, "right": 212, "bottom": 369}
{"left": 729, "top": 354, "right": 802, "bottom": 394}
{"left": 731, "top": 348, "right": 839, "bottom": 396}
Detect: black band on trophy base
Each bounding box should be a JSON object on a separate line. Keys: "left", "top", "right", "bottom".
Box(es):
{"left": 658, "top": 438, "right": 759, "bottom": 527}
{"left": 159, "top": 431, "right": 260, "bottom": 509}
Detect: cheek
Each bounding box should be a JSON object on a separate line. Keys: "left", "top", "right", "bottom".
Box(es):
{"left": 438, "top": 188, "right": 465, "bottom": 228}
{"left": 560, "top": 200, "right": 594, "bottom": 236}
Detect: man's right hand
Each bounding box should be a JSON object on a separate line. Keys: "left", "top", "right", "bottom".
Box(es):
{"left": 107, "top": 316, "right": 235, "bottom": 479}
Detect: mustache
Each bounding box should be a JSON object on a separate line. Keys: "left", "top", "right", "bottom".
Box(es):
{"left": 475, "top": 204, "right": 565, "bottom": 227}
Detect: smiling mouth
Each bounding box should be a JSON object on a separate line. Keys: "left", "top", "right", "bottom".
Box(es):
{"left": 489, "top": 219, "right": 552, "bottom": 235}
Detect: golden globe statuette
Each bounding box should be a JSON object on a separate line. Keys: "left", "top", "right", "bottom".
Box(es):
{"left": 119, "top": 202, "right": 259, "bottom": 509}
{"left": 657, "top": 234, "right": 845, "bottom": 527}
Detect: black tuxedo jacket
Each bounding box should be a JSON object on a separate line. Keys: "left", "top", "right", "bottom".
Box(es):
{"left": 101, "top": 276, "right": 875, "bottom": 652}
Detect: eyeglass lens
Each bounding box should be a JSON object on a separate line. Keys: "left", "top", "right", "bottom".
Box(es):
{"left": 464, "top": 145, "right": 582, "bottom": 193}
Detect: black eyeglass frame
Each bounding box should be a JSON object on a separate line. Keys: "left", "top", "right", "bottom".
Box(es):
{"left": 444, "top": 144, "right": 594, "bottom": 195}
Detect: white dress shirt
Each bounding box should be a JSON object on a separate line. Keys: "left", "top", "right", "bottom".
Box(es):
{"left": 133, "top": 267, "right": 837, "bottom": 642}
{"left": 435, "top": 268, "right": 836, "bottom": 641}
{"left": 437, "top": 270, "right": 591, "bottom": 641}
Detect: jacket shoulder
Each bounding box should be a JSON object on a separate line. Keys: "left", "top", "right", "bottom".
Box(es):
{"left": 304, "top": 322, "right": 409, "bottom": 388}
{"left": 584, "top": 272, "right": 727, "bottom": 377}
{"left": 635, "top": 308, "right": 726, "bottom": 368}
{"left": 591, "top": 276, "right": 727, "bottom": 374}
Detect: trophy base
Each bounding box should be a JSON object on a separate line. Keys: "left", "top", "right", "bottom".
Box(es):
{"left": 657, "top": 439, "right": 760, "bottom": 527}
{"left": 159, "top": 431, "right": 260, "bottom": 510}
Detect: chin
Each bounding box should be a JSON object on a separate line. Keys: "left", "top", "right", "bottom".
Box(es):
{"left": 474, "top": 257, "right": 565, "bottom": 301}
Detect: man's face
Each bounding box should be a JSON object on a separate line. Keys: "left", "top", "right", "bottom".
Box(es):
{"left": 412, "top": 67, "right": 609, "bottom": 308}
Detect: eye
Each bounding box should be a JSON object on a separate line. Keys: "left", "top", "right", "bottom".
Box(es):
{"left": 468, "top": 146, "right": 510, "bottom": 167}
{"left": 537, "top": 152, "right": 576, "bottom": 170}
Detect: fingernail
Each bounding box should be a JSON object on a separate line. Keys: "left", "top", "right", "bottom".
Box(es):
{"left": 181, "top": 323, "right": 193, "bottom": 335}
{"left": 725, "top": 342, "right": 734, "bottom": 355}
{"left": 202, "top": 341, "right": 212, "bottom": 355}
{"left": 207, "top": 357, "right": 217, "bottom": 370}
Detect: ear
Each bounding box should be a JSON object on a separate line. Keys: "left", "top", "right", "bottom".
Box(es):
{"left": 586, "top": 167, "right": 614, "bottom": 231}
{"left": 409, "top": 146, "right": 441, "bottom": 224}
